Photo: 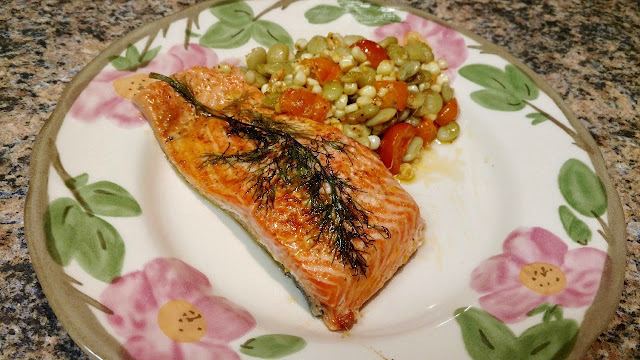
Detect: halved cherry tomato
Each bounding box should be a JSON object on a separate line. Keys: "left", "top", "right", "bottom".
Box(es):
{"left": 350, "top": 39, "right": 389, "bottom": 68}
{"left": 435, "top": 98, "right": 459, "bottom": 126}
{"left": 373, "top": 81, "right": 408, "bottom": 111}
{"left": 378, "top": 123, "right": 418, "bottom": 175}
{"left": 301, "top": 57, "right": 341, "bottom": 85}
{"left": 279, "top": 88, "right": 330, "bottom": 122}
{"left": 416, "top": 118, "right": 438, "bottom": 146}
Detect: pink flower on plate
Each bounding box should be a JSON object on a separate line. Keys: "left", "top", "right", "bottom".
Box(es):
{"left": 69, "top": 44, "right": 220, "bottom": 127}
{"left": 373, "top": 13, "right": 468, "bottom": 80}
{"left": 470, "top": 227, "right": 607, "bottom": 324}
{"left": 101, "top": 257, "right": 256, "bottom": 360}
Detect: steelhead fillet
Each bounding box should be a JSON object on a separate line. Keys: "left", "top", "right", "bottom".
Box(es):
{"left": 134, "top": 66, "right": 425, "bottom": 330}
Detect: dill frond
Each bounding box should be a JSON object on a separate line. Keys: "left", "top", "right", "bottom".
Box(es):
{"left": 150, "top": 72, "right": 390, "bottom": 276}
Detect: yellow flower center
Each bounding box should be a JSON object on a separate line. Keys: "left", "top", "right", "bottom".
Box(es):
{"left": 519, "top": 262, "right": 566, "bottom": 295}
{"left": 157, "top": 299, "right": 207, "bottom": 343}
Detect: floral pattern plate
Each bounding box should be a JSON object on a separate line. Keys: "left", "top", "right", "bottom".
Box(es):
{"left": 25, "top": 0, "right": 626, "bottom": 359}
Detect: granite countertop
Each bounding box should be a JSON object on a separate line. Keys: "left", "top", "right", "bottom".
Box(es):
{"left": 1, "top": 0, "right": 638, "bottom": 358}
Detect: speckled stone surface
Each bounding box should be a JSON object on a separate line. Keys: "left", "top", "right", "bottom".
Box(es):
{"left": 1, "top": 0, "right": 638, "bottom": 358}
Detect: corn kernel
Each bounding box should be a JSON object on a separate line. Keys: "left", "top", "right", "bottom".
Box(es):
{"left": 422, "top": 61, "right": 440, "bottom": 75}
{"left": 376, "top": 60, "right": 394, "bottom": 75}
{"left": 437, "top": 58, "right": 449, "bottom": 70}
{"left": 295, "top": 38, "right": 308, "bottom": 51}
{"left": 351, "top": 46, "right": 367, "bottom": 63}
{"left": 339, "top": 57, "right": 355, "bottom": 71}
{"left": 368, "top": 135, "right": 381, "bottom": 150}
{"left": 345, "top": 103, "right": 359, "bottom": 113}
{"left": 335, "top": 94, "right": 348, "bottom": 109}
{"left": 293, "top": 71, "right": 306, "bottom": 86}
{"left": 358, "top": 85, "right": 376, "bottom": 98}
{"left": 436, "top": 73, "right": 449, "bottom": 86}
{"left": 356, "top": 96, "right": 373, "bottom": 106}
{"left": 344, "top": 82, "right": 358, "bottom": 95}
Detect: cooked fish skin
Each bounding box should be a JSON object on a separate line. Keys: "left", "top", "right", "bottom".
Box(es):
{"left": 134, "top": 66, "right": 425, "bottom": 331}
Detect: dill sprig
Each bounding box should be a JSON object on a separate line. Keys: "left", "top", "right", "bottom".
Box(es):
{"left": 149, "top": 72, "right": 390, "bottom": 276}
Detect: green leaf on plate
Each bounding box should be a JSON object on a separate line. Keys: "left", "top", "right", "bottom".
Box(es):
{"left": 45, "top": 197, "right": 85, "bottom": 266}
{"left": 558, "top": 205, "right": 592, "bottom": 245}
{"left": 459, "top": 64, "right": 512, "bottom": 92}
{"left": 252, "top": 20, "right": 293, "bottom": 48}
{"left": 125, "top": 44, "right": 140, "bottom": 61}
{"left": 210, "top": 1, "right": 254, "bottom": 26}
{"left": 64, "top": 173, "right": 89, "bottom": 190}
{"left": 518, "top": 318, "right": 579, "bottom": 359}
{"left": 109, "top": 56, "right": 134, "bottom": 71}
{"left": 304, "top": 5, "right": 346, "bottom": 24}
{"left": 77, "top": 181, "right": 142, "bottom": 217}
{"left": 140, "top": 46, "right": 161, "bottom": 63}
{"left": 459, "top": 64, "right": 540, "bottom": 111}
{"left": 526, "top": 303, "right": 551, "bottom": 317}
{"left": 45, "top": 198, "right": 125, "bottom": 282}
{"left": 526, "top": 112, "right": 548, "bottom": 125}
{"left": 240, "top": 334, "right": 306, "bottom": 359}
{"left": 505, "top": 64, "right": 539, "bottom": 101}
{"left": 200, "top": 21, "right": 253, "bottom": 49}
{"left": 541, "top": 304, "right": 563, "bottom": 323}
{"left": 558, "top": 158, "right": 607, "bottom": 217}
{"left": 348, "top": 2, "right": 400, "bottom": 26}
{"left": 74, "top": 215, "right": 125, "bottom": 283}
{"left": 454, "top": 307, "right": 520, "bottom": 360}
{"left": 337, "top": 0, "right": 356, "bottom": 10}
{"left": 470, "top": 89, "right": 525, "bottom": 111}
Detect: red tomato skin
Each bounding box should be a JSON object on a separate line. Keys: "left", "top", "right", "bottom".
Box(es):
{"left": 416, "top": 118, "right": 438, "bottom": 146}
{"left": 279, "top": 88, "right": 330, "bottom": 122}
{"left": 351, "top": 39, "right": 390, "bottom": 68}
{"left": 378, "top": 123, "right": 418, "bottom": 174}
{"left": 301, "top": 57, "right": 341, "bottom": 85}
{"left": 435, "top": 98, "right": 459, "bottom": 126}
{"left": 374, "top": 81, "right": 409, "bottom": 111}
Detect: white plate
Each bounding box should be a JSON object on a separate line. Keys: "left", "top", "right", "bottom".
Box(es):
{"left": 25, "top": 1, "right": 625, "bottom": 359}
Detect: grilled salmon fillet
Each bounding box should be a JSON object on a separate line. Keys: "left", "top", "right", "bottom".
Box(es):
{"left": 134, "top": 66, "right": 425, "bottom": 330}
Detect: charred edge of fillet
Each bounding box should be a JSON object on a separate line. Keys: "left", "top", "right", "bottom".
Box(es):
{"left": 149, "top": 72, "right": 391, "bottom": 277}
{"left": 284, "top": 272, "right": 325, "bottom": 317}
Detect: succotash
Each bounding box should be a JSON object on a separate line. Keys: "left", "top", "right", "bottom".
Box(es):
{"left": 238, "top": 32, "right": 460, "bottom": 180}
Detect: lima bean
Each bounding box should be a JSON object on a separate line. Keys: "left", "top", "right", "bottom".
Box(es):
{"left": 437, "top": 121, "right": 460, "bottom": 142}
{"left": 246, "top": 47, "right": 267, "bottom": 70}
{"left": 307, "top": 36, "right": 328, "bottom": 55}
{"left": 398, "top": 61, "right": 420, "bottom": 81}
{"left": 365, "top": 108, "right": 397, "bottom": 127}
{"left": 405, "top": 42, "right": 428, "bottom": 62}
{"left": 378, "top": 36, "right": 398, "bottom": 48}
{"left": 386, "top": 44, "right": 408, "bottom": 66}
{"left": 356, "top": 67, "right": 376, "bottom": 87}
{"left": 322, "top": 81, "right": 343, "bottom": 101}
{"left": 423, "top": 90, "right": 443, "bottom": 114}
{"left": 267, "top": 43, "right": 290, "bottom": 64}
{"left": 441, "top": 82, "right": 454, "bottom": 103}
{"left": 344, "top": 104, "right": 380, "bottom": 124}
{"left": 402, "top": 137, "right": 424, "bottom": 162}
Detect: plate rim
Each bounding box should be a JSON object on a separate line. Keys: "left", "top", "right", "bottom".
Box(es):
{"left": 24, "top": 0, "right": 626, "bottom": 359}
